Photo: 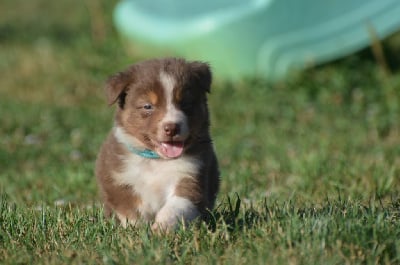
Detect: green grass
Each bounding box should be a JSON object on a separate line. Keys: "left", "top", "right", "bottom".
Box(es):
{"left": 1, "top": 196, "right": 399, "bottom": 264}
{"left": 1, "top": 0, "right": 400, "bottom": 264}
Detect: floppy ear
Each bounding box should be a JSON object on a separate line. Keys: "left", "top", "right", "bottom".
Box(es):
{"left": 190, "top": 61, "right": 212, "bottom": 93}
{"left": 105, "top": 71, "right": 131, "bottom": 106}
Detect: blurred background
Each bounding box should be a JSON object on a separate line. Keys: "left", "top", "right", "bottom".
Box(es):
{"left": 0, "top": 0, "right": 399, "bottom": 206}
{"left": 112, "top": 0, "right": 400, "bottom": 80}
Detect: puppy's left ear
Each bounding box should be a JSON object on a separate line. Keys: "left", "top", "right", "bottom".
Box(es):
{"left": 190, "top": 61, "right": 212, "bottom": 93}
{"left": 105, "top": 71, "right": 131, "bottom": 106}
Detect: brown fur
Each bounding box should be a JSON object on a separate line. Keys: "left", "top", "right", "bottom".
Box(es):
{"left": 95, "top": 58, "right": 219, "bottom": 229}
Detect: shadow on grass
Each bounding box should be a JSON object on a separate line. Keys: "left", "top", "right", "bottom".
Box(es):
{"left": 204, "top": 194, "right": 265, "bottom": 232}
{"left": 205, "top": 193, "right": 400, "bottom": 233}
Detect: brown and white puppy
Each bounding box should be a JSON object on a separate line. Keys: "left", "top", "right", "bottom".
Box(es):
{"left": 95, "top": 58, "right": 219, "bottom": 231}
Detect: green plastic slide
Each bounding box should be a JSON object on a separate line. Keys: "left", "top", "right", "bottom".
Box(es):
{"left": 114, "top": 0, "right": 400, "bottom": 80}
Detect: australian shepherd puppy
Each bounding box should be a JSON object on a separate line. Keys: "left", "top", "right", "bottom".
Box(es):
{"left": 95, "top": 58, "right": 220, "bottom": 231}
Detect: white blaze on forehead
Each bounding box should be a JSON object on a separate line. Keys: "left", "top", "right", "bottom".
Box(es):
{"left": 159, "top": 71, "right": 188, "bottom": 135}
{"left": 160, "top": 71, "right": 175, "bottom": 101}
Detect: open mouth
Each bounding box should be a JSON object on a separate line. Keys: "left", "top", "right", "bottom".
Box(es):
{"left": 159, "top": 141, "right": 185, "bottom": 158}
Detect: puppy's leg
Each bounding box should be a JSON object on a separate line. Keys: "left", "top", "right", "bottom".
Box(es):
{"left": 152, "top": 195, "right": 199, "bottom": 232}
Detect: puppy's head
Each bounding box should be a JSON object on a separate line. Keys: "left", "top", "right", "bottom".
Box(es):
{"left": 105, "top": 58, "right": 212, "bottom": 159}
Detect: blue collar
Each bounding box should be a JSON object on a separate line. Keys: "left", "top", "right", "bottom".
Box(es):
{"left": 125, "top": 144, "right": 161, "bottom": 159}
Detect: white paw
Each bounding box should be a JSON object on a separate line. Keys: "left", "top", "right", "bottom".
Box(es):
{"left": 153, "top": 196, "right": 199, "bottom": 232}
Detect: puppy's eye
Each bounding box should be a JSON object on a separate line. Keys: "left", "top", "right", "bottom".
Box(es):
{"left": 143, "top": 103, "right": 153, "bottom": 110}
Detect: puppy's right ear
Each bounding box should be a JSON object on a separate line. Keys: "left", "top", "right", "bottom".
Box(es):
{"left": 105, "top": 71, "right": 131, "bottom": 106}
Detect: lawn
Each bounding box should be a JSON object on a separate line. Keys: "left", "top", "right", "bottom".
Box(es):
{"left": 1, "top": 0, "right": 400, "bottom": 264}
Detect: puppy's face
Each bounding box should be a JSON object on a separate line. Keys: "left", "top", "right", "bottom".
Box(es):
{"left": 106, "top": 58, "right": 212, "bottom": 159}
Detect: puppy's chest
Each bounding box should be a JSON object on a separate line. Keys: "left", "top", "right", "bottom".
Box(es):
{"left": 114, "top": 153, "right": 200, "bottom": 217}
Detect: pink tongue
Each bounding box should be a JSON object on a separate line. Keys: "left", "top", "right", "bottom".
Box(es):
{"left": 160, "top": 142, "right": 184, "bottom": 158}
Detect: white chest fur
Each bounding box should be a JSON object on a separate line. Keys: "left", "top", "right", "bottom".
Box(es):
{"left": 113, "top": 152, "right": 200, "bottom": 220}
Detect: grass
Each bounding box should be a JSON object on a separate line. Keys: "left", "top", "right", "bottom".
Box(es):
{"left": 1, "top": 0, "right": 400, "bottom": 264}
{"left": 1, "top": 196, "right": 399, "bottom": 264}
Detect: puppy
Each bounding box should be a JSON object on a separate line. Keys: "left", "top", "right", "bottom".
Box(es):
{"left": 95, "top": 58, "right": 219, "bottom": 231}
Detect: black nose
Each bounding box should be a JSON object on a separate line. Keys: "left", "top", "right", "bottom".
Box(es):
{"left": 164, "top": 122, "right": 180, "bottom": 137}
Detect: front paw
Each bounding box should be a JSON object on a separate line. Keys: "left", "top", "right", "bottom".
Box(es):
{"left": 153, "top": 196, "right": 200, "bottom": 233}
{"left": 151, "top": 220, "right": 174, "bottom": 234}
